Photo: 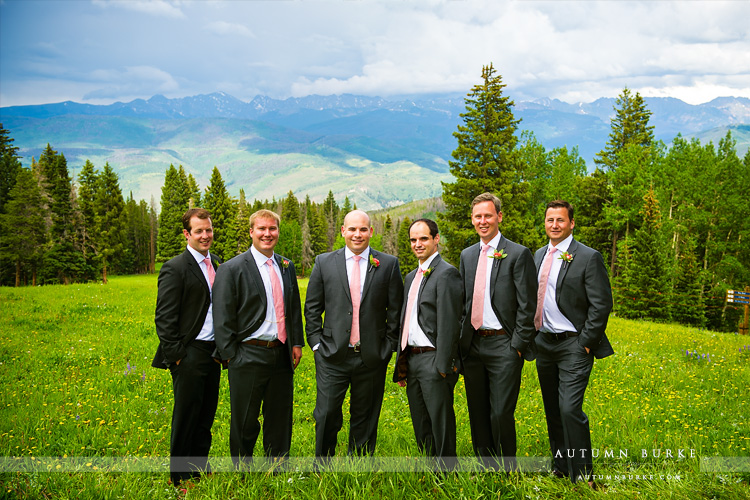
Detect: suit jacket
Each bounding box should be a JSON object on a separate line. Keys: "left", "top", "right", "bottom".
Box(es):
{"left": 153, "top": 249, "right": 222, "bottom": 369}
{"left": 392, "top": 254, "right": 463, "bottom": 382}
{"left": 212, "top": 249, "right": 305, "bottom": 370}
{"left": 459, "top": 236, "right": 538, "bottom": 361}
{"left": 533, "top": 238, "right": 614, "bottom": 359}
{"left": 305, "top": 248, "right": 403, "bottom": 368}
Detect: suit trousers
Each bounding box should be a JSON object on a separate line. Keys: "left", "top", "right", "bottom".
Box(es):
{"left": 535, "top": 334, "right": 595, "bottom": 482}
{"left": 227, "top": 342, "right": 293, "bottom": 467}
{"left": 463, "top": 333, "right": 523, "bottom": 470}
{"left": 406, "top": 350, "right": 458, "bottom": 470}
{"left": 168, "top": 340, "right": 221, "bottom": 484}
{"left": 313, "top": 349, "right": 388, "bottom": 457}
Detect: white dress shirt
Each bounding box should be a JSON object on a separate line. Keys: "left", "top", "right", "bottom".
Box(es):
{"left": 186, "top": 244, "right": 215, "bottom": 341}
{"left": 243, "top": 246, "right": 284, "bottom": 342}
{"left": 405, "top": 252, "right": 439, "bottom": 347}
{"left": 538, "top": 234, "right": 577, "bottom": 333}
{"left": 477, "top": 233, "right": 503, "bottom": 330}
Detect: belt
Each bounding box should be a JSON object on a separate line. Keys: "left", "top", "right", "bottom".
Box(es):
{"left": 409, "top": 346, "right": 436, "bottom": 354}
{"left": 348, "top": 344, "right": 361, "bottom": 353}
{"left": 542, "top": 331, "right": 579, "bottom": 341}
{"left": 243, "top": 339, "right": 283, "bottom": 348}
{"left": 475, "top": 328, "right": 506, "bottom": 337}
{"left": 191, "top": 340, "right": 216, "bottom": 349}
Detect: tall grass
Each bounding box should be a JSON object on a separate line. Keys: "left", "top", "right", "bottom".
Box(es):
{"left": 1, "top": 275, "right": 748, "bottom": 499}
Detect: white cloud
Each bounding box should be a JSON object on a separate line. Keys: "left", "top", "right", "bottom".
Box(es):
{"left": 84, "top": 66, "right": 179, "bottom": 100}
{"left": 92, "top": 0, "right": 185, "bottom": 19}
{"left": 203, "top": 21, "right": 254, "bottom": 39}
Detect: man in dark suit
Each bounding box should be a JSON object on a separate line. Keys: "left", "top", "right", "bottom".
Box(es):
{"left": 459, "top": 192, "right": 537, "bottom": 470}
{"left": 393, "top": 218, "right": 462, "bottom": 471}
{"left": 213, "top": 209, "right": 304, "bottom": 468}
{"left": 153, "top": 208, "right": 222, "bottom": 487}
{"left": 305, "top": 209, "right": 403, "bottom": 460}
{"left": 534, "top": 200, "right": 613, "bottom": 486}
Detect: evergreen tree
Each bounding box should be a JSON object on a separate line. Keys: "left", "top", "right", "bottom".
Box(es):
{"left": 187, "top": 174, "right": 201, "bottom": 208}
{"left": 670, "top": 234, "right": 706, "bottom": 327}
{"left": 594, "top": 87, "right": 655, "bottom": 172}
{"left": 157, "top": 164, "right": 190, "bottom": 262}
{"left": 307, "top": 203, "right": 328, "bottom": 258}
{"left": 381, "top": 214, "right": 397, "bottom": 255}
{"left": 282, "top": 190, "right": 300, "bottom": 223}
{"left": 0, "top": 124, "right": 23, "bottom": 214}
{"left": 397, "top": 216, "right": 418, "bottom": 278}
{"left": 76, "top": 160, "right": 99, "bottom": 268}
{"left": 322, "top": 190, "right": 339, "bottom": 251}
{"left": 0, "top": 169, "right": 47, "bottom": 286}
{"left": 277, "top": 220, "right": 303, "bottom": 267}
{"left": 236, "top": 189, "right": 251, "bottom": 253}
{"left": 619, "top": 187, "right": 670, "bottom": 320}
{"left": 203, "top": 167, "right": 238, "bottom": 261}
{"left": 301, "top": 215, "right": 314, "bottom": 277}
{"left": 93, "top": 163, "right": 126, "bottom": 283}
{"left": 439, "top": 63, "right": 533, "bottom": 264}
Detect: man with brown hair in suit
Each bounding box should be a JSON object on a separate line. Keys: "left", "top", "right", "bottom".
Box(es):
{"left": 153, "top": 208, "right": 221, "bottom": 487}
{"left": 305, "top": 209, "right": 403, "bottom": 461}
{"left": 459, "top": 192, "right": 537, "bottom": 471}
{"left": 213, "top": 209, "right": 304, "bottom": 468}
{"left": 393, "top": 218, "right": 462, "bottom": 471}
{"left": 534, "top": 200, "right": 613, "bottom": 487}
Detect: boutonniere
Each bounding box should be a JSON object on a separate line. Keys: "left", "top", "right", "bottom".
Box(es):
{"left": 558, "top": 252, "right": 574, "bottom": 263}
{"left": 489, "top": 249, "right": 508, "bottom": 260}
{"left": 281, "top": 259, "right": 290, "bottom": 269}
{"left": 422, "top": 267, "right": 433, "bottom": 278}
{"left": 369, "top": 255, "right": 380, "bottom": 268}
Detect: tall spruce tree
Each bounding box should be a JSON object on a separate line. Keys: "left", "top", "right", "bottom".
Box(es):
{"left": 157, "top": 164, "right": 190, "bottom": 262}
{"left": 397, "top": 217, "right": 417, "bottom": 278}
{"left": 203, "top": 166, "right": 237, "bottom": 261}
{"left": 0, "top": 124, "right": 23, "bottom": 214}
{"left": 93, "top": 163, "right": 126, "bottom": 283}
{"left": 76, "top": 160, "right": 99, "bottom": 269}
{"left": 236, "top": 189, "right": 251, "bottom": 253}
{"left": 187, "top": 174, "right": 201, "bottom": 208}
{"left": 439, "top": 63, "right": 532, "bottom": 264}
{"left": 670, "top": 234, "right": 706, "bottom": 326}
{"left": 0, "top": 169, "right": 47, "bottom": 286}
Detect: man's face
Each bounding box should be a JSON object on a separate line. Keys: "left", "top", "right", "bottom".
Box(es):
{"left": 183, "top": 216, "right": 213, "bottom": 256}
{"left": 545, "top": 207, "right": 575, "bottom": 246}
{"left": 341, "top": 211, "right": 373, "bottom": 255}
{"left": 249, "top": 216, "right": 279, "bottom": 257}
{"left": 409, "top": 222, "right": 439, "bottom": 265}
{"left": 471, "top": 200, "right": 502, "bottom": 243}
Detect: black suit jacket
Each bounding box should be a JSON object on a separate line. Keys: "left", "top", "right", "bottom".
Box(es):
{"left": 153, "top": 249, "right": 222, "bottom": 369}
{"left": 533, "top": 238, "right": 614, "bottom": 359}
{"left": 393, "top": 254, "right": 463, "bottom": 381}
{"left": 305, "top": 248, "right": 403, "bottom": 368}
{"left": 212, "top": 249, "right": 305, "bottom": 371}
{"left": 459, "top": 236, "right": 538, "bottom": 361}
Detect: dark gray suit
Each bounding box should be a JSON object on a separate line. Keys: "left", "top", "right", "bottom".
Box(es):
{"left": 392, "top": 254, "right": 462, "bottom": 469}
{"left": 305, "top": 248, "right": 403, "bottom": 457}
{"left": 213, "top": 250, "right": 304, "bottom": 465}
{"left": 459, "top": 236, "right": 537, "bottom": 467}
{"left": 153, "top": 249, "right": 221, "bottom": 485}
{"left": 534, "top": 238, "right": 613, "bottom": 482}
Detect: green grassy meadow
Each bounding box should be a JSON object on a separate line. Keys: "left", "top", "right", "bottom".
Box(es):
{"left": 1, "top": 274, "right": 749, "bottom": 499}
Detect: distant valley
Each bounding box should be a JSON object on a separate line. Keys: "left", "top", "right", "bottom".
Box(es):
{"left": 2, "top": 92, "right": 749, "bottom": 210}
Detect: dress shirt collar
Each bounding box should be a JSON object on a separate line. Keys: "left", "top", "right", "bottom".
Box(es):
{"left": 250, "top": 245, "right": 276, "bottom": 268}
{"left": 480, "top": 232, "right": 502, "bottom": 251}
{"left": 345, "top": 246, "right": 370, "bottom": 262}
{"left": 419, "top": 251, "right": 439, "bottom": 272}
{"left": 548, "top": 234, "right": 573, "bottom": 253}
{"left": 186, "top": 244, "right": 211, "bottom": 264}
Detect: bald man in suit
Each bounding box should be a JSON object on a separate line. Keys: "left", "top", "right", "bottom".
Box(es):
{"left": 534, "top": 200, "right": 613, "bottom": 487}
{"left": 305, "top": 210, "right": 403, "bottom": 461}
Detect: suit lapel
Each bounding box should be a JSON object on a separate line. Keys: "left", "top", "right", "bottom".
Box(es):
{"left": 247, "top": 251, "right": 267, "bottom": 309}
{"left": 360, "top": 248, "right": 376, "bottom": 302}
{"left": 555, "top": 239, "right": 578, "bottom": 292}
{"left": 276, "top": 254, "right": 291, "bottom": 310}
{"left": 335, "top": 249, "right": 351, "bottom": 303}
{"left": 184, "top": 250, "right": 210, "bottom": 295}
{"left": 464, "top": 243, "right": 480, "bottom": 290}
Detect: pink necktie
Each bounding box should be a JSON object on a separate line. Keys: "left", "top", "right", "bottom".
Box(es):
{"left": 203, "top": 256, "right": 215, "bottom": 288}
{"left": 534, "top": 246, "right": 557, "bottom": 331}
{"left": 471, "top": 244, "right": 490, "bottom": 330}
{"left": 350, "top": 255, "right": 362, "bottom": 346}
{"left": 267, "top": 259, "right": 287, "bottom": 343}
{"left": 401, "top": 268, "right": 424, "bottom": 350}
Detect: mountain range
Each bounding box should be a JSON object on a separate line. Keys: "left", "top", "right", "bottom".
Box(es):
{"left": 2, "top": 92, "right": 749, "bottom": 210}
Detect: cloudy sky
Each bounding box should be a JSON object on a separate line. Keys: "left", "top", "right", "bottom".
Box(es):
{"left": 1, "top": 0, "right": 749, "bottom": 108}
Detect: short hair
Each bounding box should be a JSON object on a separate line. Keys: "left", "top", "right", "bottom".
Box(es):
{"left": 182, "top": 208, "right": 211, "bottom": 232}
{"left": 471, "top": 192, "right": 502, "bottom": 213}
{"left": 249, "top": 209, "right": 280, "bottom": 229}
{"left": 545, "top": 200, "right": 574, "bottom": 221}
{"left": 409, "top": 218, "right": 439, "bottom": 238}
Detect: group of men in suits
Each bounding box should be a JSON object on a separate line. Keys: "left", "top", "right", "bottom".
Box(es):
{"left": 153, "top": 194, "right": 613, "bottom": 488}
